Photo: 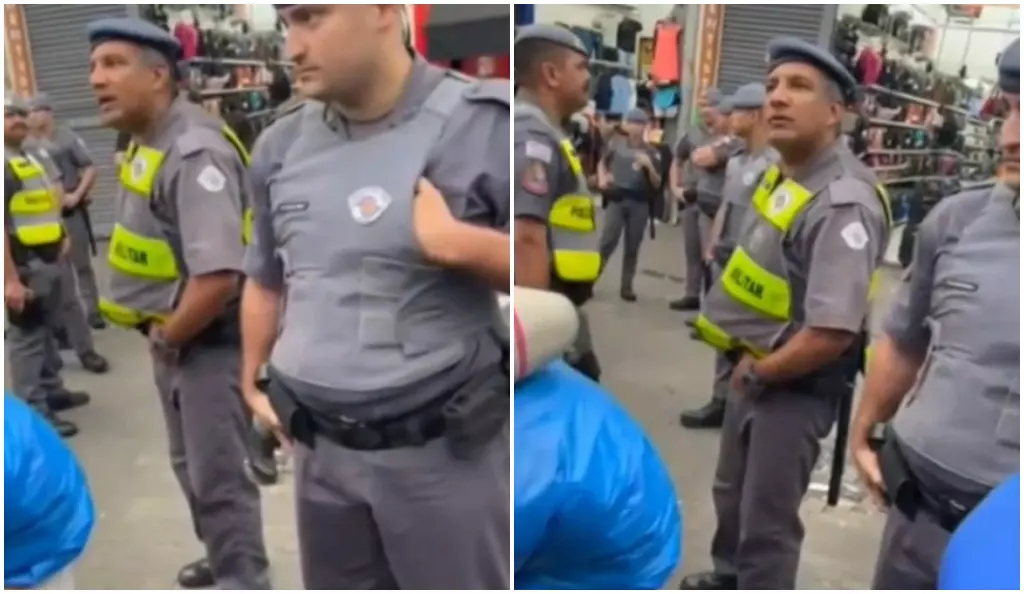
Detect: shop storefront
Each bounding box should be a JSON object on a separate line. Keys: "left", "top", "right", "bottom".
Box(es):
{"left": 416, "top": 4, "right": 511, "bottom": 78}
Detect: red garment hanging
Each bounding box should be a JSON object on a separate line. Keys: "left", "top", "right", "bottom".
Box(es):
{"left": 650, "top": 21, "right": 681, "bottom": 85}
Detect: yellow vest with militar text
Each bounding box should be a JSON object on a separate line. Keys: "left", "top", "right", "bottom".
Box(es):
{"left": 694, "top": 164, "right": 892, "bottom": 358}
{"left": 99, "top": 124, "right": 251, "bottom": 329}
{"left": 514, "top": 102, "right": 602, "bottom": 284}
{"left": 6, "top": 154, "right": 64, "bottom": 248}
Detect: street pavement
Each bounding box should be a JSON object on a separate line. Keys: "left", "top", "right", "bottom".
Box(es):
{"left": 13, "top": 221, "right": 896, "bottom": 589}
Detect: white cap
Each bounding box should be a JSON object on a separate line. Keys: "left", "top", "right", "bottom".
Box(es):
{"left": 512, "top": 287, "right": 579, "bottom": 382}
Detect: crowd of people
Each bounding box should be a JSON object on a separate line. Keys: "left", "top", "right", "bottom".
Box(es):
{"left": 512, "top": 20, "right": 1019, "bottom": 590}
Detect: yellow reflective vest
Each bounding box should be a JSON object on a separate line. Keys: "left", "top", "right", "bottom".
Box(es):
{"left": 99, "top": 124, "right": 251, "bottom": 328}
{"left": 694, "top": 164, "right": 892, "bottom": 358}
{"left": 6, "top": 154, "right": 63, "bottom": 248}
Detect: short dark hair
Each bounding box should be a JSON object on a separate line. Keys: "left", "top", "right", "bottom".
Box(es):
{"left": 514, "top": 39, "right": 566, "bottom": 87}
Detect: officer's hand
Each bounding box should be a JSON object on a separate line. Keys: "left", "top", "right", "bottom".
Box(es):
{"left": 729, "top": 354, "right": 756, "bottom": 395}
{"left": 4, "top": 280, "right": 32, "bottom": 313}
{"left": 244, "top": 389, "right": 289, "bottom": 447}
{"left": 598, "top": 174, "right": 614, "bottom": 191}
{"left": 413, "top": 177, "right": 461, "bottom": 267}
{"left": 852, "top": 440, "right": 888, "bottom": 510}
{"left": 692, "top": 146, "right": 717, "bottom": 169}
{"left": 634, "top": 153, "right": 654, "bottom": 171}
{"left": 703, "top": 241, "right": 717, "bottom": 264}
{"left": 63, "top": 191, "right": 82, "bottom": 209}
{"left": 59, "top": 237, "right": 71, "bottom": 260}
{"left": 148, "top": 325, "right": 180, "bottom": 366}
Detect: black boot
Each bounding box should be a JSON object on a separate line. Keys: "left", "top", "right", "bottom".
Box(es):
{"left": 177, "top": 558, "right": 215, "bottom": 589}
{"left": 47, "top": 389, "right": 91, "bottom": 412}
{"left": 679, "top": 398, "right": 726, "bottom": 429}
{"left": 54, "top": 327, "right": 72, "bottom": 351}
{"left": 43, "top": 411, "right": 79, "bottom": 438}
{"left": 88, "top": 314, "right": 107, "bottom": 330}
{"left": 678, "top": 571, "right": 737, "bottom": 590}
{"left": 620, "top": 287, "right": 637, "bottom": 302}
{"left": 79, "top": 351, "right": 110, "bottom": 374}
{"left": 669, "top": 296, "right": 701, "bottom": 311}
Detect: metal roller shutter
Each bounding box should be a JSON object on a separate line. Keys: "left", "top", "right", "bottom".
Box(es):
{"left": 24, "top": 4, "right": 132, "bottom": 238}
{"left": 716, "top": 4, "right": 834, "bottom": 95}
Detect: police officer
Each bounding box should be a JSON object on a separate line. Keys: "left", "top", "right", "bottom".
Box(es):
{"left": 86, "top": 18, "right": 270, "bottom": 589}
{"left": 679, "top": 38, "right": 891, "bottom": 590}
{"left": 25, "top": 94, "right": 110, "bottom": 376}
{"left": 598, "top": 107, "right": 661, "bottom": 302}
{"left": 4, "top": 95, "right": 91, "bottom": 438}
{"left": 513, "top": 24, "right": 603, "bottom": 381}
{"left": 851, "top": 38, "right": 1020, "bottom": 590}
{"left": 240, "top": 5, "right": 509, "bottom": 589}
{"left": 669, "top": 89, "right": 741, "bottom": 312}
{"left": 680, "top": 83, "right": 778, "bottom": 429}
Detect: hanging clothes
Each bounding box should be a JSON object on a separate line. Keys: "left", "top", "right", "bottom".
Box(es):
{"left": 608, "top": 73, "right": 636, "bottom": 116}
{"left": 616, "top": 18, "right": 643, "bottom": 53}
{"left": 650, "top": 21, "right": 681, "bottom": 85}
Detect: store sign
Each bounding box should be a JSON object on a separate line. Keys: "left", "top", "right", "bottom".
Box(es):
{"left": 695, "top": 5, "right": 724, "bottom": 101}
{"left": 4, "top": 5, "right": 36, "bottom": 96}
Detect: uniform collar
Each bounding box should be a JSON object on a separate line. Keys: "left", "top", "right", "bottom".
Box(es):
{"left": 784, "top": 138, "right": 843, "bottom": 185}
{"left": 323, "top": 56, "right": 439, "bottom": 133}
{"left": 140, "top": 94, "right": 188, "bottom": 146}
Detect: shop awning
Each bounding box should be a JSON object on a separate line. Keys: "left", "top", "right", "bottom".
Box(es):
{"left": 424, "top": 5, "right": 510, "bottom": 61}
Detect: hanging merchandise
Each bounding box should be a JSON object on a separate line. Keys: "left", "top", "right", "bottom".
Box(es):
{"left": 650, "top": 20, "right": 681, "bottom": 85}
{"left": 421, "top": 5, "right": 511, "bottom": 64}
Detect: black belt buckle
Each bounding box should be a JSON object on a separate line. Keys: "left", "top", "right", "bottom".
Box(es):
{"left": 334, "top": 416, "right": 385, "bottom": 450}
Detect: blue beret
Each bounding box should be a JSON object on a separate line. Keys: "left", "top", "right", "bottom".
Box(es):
{"left": 730, "top": 83, "right": 767, "bottom": 110}
{"left": 28, "top": 92, "right": 53, "bottom": 111}
{"left": 86, "top": 17, "right": 182, "bottom": 64}
{"left": 718, "top": 97, "right": 734, "bottom": 115}
{"left": 515, "top": 24, "right": 588, "bottom": 57}
{"left": 767, "top": 36, "right": 857, "bottom": 104}
{"left": 998, "top": 38, "right": 1019, "bottom": 95}
{"left": 623, "top": 108, "right": 649, "bottom": 124}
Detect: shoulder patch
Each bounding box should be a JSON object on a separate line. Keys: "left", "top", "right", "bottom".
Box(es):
{"left": 524, "top": 139, "right": 554, "bottom": 164}
{"left": 196, "top": 164, "right": 227, "bottom": 193}
{"left": 839, "top": 221, "right": 870, "bottom": 251}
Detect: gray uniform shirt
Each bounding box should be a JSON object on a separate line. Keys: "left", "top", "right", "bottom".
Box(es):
{"left": 244, "top": 58, "right": 509, "bottom": 417}
{"left": 25, "top": 127, "right": 92, "bottom": 192}
{"left": 780, "top": 141, "right": 888, "bottom": 333}
{"left": 603, "top": 135, "right": 660, "bottom": 199}
{"left": 513, "top": 101, "right": 576, "bottom": 224}
{"left": 142, "top": 97, "right": 250, "bottom": 280}
{"left": 720, "top": 145, "right": 780, "bottom": 244}
{"left": 884, "top": 185, "right": 1017, "bottom": 493}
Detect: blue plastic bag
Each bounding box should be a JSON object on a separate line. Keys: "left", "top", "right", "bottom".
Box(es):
{"left": 514, "top": 362, "right": 682, "bottom": 590}
{"left": 4, "top": 394, "right": 95, "bottom": 588}
{"left": 939, "top": 473, "right": 1020, "bottom": 590}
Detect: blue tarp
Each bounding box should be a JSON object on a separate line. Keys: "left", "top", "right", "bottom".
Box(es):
{"left": 4, "top": 394, "right": 95, "bottom": 588}
{"left": 514, "top": 362, "right": 682, "bottom": 590}
{"left": 939, "top": 473, "right": 1020, "bottom": 591}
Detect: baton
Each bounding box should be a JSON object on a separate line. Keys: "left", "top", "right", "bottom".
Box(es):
{"left": 80, "top": 206, "right": 98, "bottom": 257}
{"left": 828, "top": 385, "right": 854, "bottom": 507}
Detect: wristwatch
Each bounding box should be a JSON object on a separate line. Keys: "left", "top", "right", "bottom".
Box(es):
{"left": 741, "top": 365, "right": 766, "bottom": 394}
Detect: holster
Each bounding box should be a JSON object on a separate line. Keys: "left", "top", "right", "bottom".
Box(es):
{"left": 6, "top": 266, "right": 47, "bottom": 329}
{"left": 441, "top": 369, "right": 509, "bottom": 460}
{"left": 878, "top": 424, "right": 980, "bottom": 532}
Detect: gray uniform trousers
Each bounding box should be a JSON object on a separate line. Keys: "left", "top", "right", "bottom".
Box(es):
{"left": 710, "top": 384, "right": 837, "bottom": 589}
{"left": 152, "top": 345, "right": 270, "bottom": 589}
{"left": 55, "top": 256, "right": 95, "bottom": 356}
{"left": 599, "top": 200, "right": 648, "bottom": 291}
{"left": 293, "top": 425, "right": 510, "bottom": 589}
{"left": 682, "top": 206, "right": 713, "bottom": 299}
{"left": 63, "top": 210, "right": 101, "bottom": 319}
{"left": 7, "top": 260, "right": 63, "bottom": 410}
{"left": 708, "top": 264, "right": 732, "bottom": 404}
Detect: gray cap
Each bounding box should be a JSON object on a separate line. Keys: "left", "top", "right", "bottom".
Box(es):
{"left": 4, "top": 94, "right": 28, "bottom": 113}
{"left": 730, "top": 83, "right": 767, "bottom": 110}
{"left": 86, "top": 17, "right": 182, "bottom": 65}
{"left": 767, "top": 36, "right": 857, "bottom": 104}
{"left": 28, "top": 92, "right": 53, "bottom": 111}
{"left": 703, "top": 88, "right": 724, "bottom": 108}
{"left": 623, "top": 108, "right": 649, "bottom": 124}
{"left": 998, "top": 38, "right": 1019, "bottom": 94}
{"left": 718, "top": 97, "right": 734, "bottom": 115}
{"left": 514, "top": 24, "right": 588, "bottom": 57}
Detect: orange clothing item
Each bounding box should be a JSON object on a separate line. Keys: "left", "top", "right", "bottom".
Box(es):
{"left": 650, "top": 22, "right": 681, "bottom": 84}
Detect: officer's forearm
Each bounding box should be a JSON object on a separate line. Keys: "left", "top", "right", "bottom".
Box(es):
{"left": 448, "top": 224, "right": 510, "bottom": 291}
{"left": 514, "top": 222, "right": 550, "bottom": 290}
{"left": 851, "top": 334, "right": 923, "bottom": 444}
{"left": 5, "top": 233, "right": 20, "bottom": 285}
{"left": 162, "top": 272, "right": 241, "bottom": 345}
{"left": 74, "top": 166, "right": 97, "bottom": 199}
{"left": 753, "top": 327, "right": 856, "bottom": 383}
{"left": 240, "top": 279, "right": 281, "bottom": 396}
{"left": 645, "top": 166, "right": 662, "bottom": 188}
{"left": 709, "top": 203, "right": 728, "bottom": 244}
